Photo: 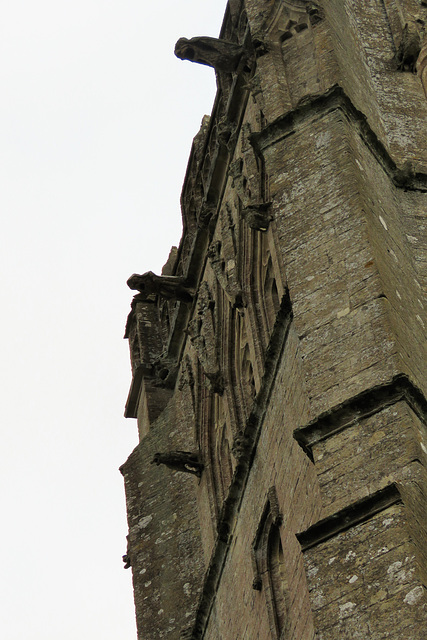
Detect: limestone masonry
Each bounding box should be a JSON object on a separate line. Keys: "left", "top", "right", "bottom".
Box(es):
{"left": 121, "top": 1, "right": 427, "bottom": 638}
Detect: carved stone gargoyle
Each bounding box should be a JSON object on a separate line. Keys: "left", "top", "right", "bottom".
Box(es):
{"left": 151, "top": 451, "right": 204, "bottom": 478}
{"left": 127, "top": 271, "right": 195, "bottom": 303}
{"left": 395, "top": 21, "right": 423, "bottom": 72}
{"left": 174, "top": 36, "right": 247, "bottom": 73}
{"left": 242, "top": 203, "right": 273, "bottom": 231}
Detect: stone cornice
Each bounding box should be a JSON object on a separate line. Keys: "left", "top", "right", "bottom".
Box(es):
{"left": 296, "top": 483, "right": 403, "bottom": 551}
{"left": 251, "top": 84, "right": 427, "bottom": 192}
{"left": 293, "top": 374, "right": 427, "bottom": 460}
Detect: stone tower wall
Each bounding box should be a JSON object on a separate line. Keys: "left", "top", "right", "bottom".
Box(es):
{"left": 121, "top": 1, "right": 427, "bottom": 638}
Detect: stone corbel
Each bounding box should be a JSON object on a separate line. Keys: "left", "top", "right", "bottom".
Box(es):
{"left": 241, "top": 202, "right": 273, "bottom": 231}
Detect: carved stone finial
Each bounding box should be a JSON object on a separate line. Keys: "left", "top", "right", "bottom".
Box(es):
{"left": 127, "top": 271, "right": 194, "bottom": 303}
{"left": 151, "top": 451, "right": 204, "bottom": 478}
{"left": 396, "top": 21, "right": 423, "bottom": 72}
{"left": 207, "top": 240, "right": 244, "bottom": 309}
{"left": 174, "top": 36, "right": 247, "bottom": 73}
{"left": 231, "top": 430, "right": 251, "bottom": 460}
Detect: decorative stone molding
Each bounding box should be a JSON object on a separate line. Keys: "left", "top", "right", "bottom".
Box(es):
{"left": 293, "top": 374, "right": 427, "bottom": 460}
{"left": 241, "top": 202, "right": 273, "bottom": 231}
{"left": 296, "top": 484, "right": 402, "bottom": 551}
{"left": 188, "top": 282, "right": 224, "bottom": 394}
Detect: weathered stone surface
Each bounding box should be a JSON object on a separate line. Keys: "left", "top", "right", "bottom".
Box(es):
{"left": 122, "top": 2, "right": 427, "bottom": 638}
{"left": 302, "top": 501, "right": 427, "bottom": 639}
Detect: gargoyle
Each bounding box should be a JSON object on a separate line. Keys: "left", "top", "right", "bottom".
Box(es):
{"left": 395, "top": 21, "right": 423, "bottom": 72}
{"left": 175, "top": 36, "right": 247, "bottom": 73}
{"left": 242, "top": 203, "right": 273, "bottom": 231}
{"left": 127, "top": 271, "right": 194, "bottom": 303}
{"left": 151, "top": 451, "right": 204, "bottom": 478}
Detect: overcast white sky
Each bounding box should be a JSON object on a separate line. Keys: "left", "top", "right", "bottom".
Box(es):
{"left": 0, "top": 2, "right": 225, "bottom": 638}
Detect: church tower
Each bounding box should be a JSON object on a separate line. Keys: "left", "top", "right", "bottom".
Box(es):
{"left": 121, "top": 1, "right": 427, "bottom": 638}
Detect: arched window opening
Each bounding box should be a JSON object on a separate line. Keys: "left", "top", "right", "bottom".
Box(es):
{"left": 280, "top": 16, "right": 321, "bottom": 106}
{"left": 252, "top": 488, "right": 288, "bottom": 640}
{"left": 217, "top": 422, "right": 233, "bottom": 500}
{"left": 268, "top": 525, "right": 288, "bottom": 638}
{"left": 242, "top": 343, "right": 256, "bottom": 408}
{"left": 199, "top": 383, "right": 220, "bottom": 524}
{"left": 202, "top": 391, "right": 233, "bottom": 517}
{"left": 264, "top": 256, "right": 280, "bottom": 334}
